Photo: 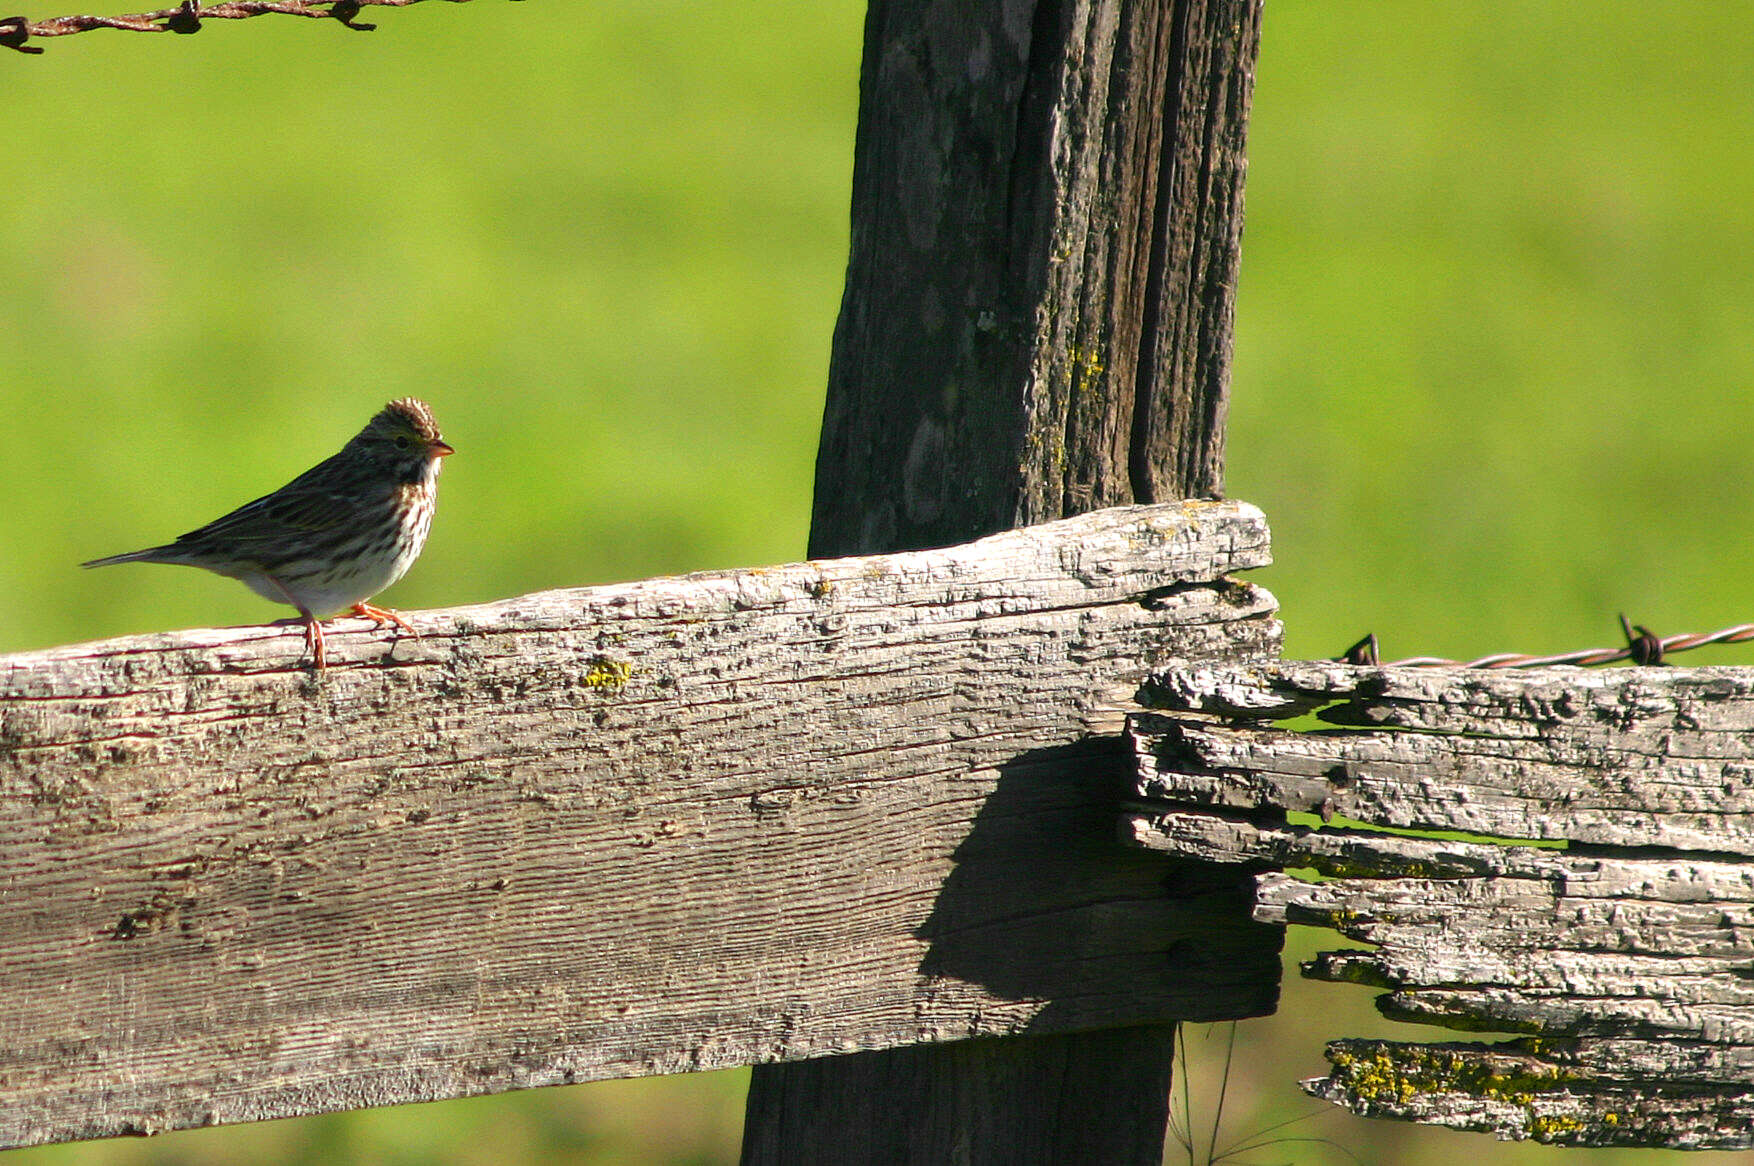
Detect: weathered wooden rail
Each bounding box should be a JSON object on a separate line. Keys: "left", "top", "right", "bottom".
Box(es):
{"left": 12, "top": 506, "right": 1754, "bottom": 1154}
{"left": 1127, "top": 661, "right": 1754, "bottom": 1149}
{"left": 0, "top": 500, "right": 1283, "bottom": 1150}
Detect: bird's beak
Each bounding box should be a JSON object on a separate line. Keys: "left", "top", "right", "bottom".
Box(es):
{"left": 432, "top": 440, "right": 455, "bottom": 458}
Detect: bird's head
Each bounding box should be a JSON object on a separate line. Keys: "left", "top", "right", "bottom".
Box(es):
{"left": 353, "top": 398, "right": 454, "bottom": 484}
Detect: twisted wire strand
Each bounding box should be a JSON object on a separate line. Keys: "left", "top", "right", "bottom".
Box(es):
{"left": 1, "top": 0, "right": 500, "bottom": 53}
{"left": 1336, "top": 619, "right": 1754, "bottom": 669}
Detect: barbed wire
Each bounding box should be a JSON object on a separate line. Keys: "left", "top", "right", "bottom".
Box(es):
{"left": 1336, "top": 615, "right": 1754, "bottom": 669}
{"left": 0, "top": 0, "right": 507, "bottom": 54}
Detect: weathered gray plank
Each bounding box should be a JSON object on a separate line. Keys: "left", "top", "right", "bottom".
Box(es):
{"left": 1134, "top": 661, "right": 1754, "bottom": 854}
{"left": 1126, "top": 810, "right": 1754, "bottom": 1146}
{"left": 1309, "top": 1039, "right": 1754, "bottom": 1150}
{"left": 1124, "top": 661, "right": 1754, "bottom": 1149}
{"left": 1262, "top": 861, "right": 1754, "bottom": 1031}
{"left": 0, "top": 500, "right": 1282, "bottom": 1150}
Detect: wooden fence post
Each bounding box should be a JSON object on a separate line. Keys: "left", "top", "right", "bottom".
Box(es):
{"left": 742, "top": 0, "right": 1263, "bottom": 1160}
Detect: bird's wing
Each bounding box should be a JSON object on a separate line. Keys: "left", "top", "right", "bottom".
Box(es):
{"left": 174, "top": 454, "right": 378, "bottom": 552}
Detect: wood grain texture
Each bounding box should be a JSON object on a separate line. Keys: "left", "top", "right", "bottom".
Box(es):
{"left": 1124, "top": 661, "right": 1754, "bottom": 1149}
{"left": 806, "top": 0, "right": 1263, "bottom": 559}
{"left": 0, "top": 501, "right": 1282, "bottom": 1150}
{"left": 1135, "top": 660, "right": 1754, "bottom": 853}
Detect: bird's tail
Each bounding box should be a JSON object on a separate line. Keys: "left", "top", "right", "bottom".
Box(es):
{"left": 81, "top": 546, "right": 182, "bottom": 569}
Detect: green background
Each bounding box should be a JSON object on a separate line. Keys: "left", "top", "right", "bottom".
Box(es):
{"left": 6, "top": 3, "right": 1750, "bottom": 1163}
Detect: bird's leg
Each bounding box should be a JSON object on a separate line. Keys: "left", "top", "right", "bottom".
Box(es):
{"left": 352, "top": 603, "right": 419, "bottom": 640}
{"left": 303, "top": 615, "right": 327, "bottom": 671}
{"left": 258, "top": 574, "right": 326, "bottom": 671}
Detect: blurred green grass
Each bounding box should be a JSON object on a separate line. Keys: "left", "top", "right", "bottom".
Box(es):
{"left": 5, "top": 2, "right": 1752, "bottom": 1163}
{"left": 3, "top": 1, "right": 857, "bottom": 652}
{"left": 1234, "top": 6, "right": 1754, "bottom": 671}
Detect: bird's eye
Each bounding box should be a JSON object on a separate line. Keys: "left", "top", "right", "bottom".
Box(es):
{"left": 394, "top": 435, "right": 411, "bottom": 449}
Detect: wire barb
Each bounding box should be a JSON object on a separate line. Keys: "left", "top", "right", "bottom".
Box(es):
{"left": 0, "top": 14, "right": 44, "bottom": 50}
{"left": 1333, "top": 618, "right": 1754, "bottom": 669}
{"left": 327, "top": 0, "right": 372, "bottom": 29}
{"left": 165, "top": 0, "right": 199, "bottom": 33}
{"left": 4, "top": 0, "right": 488, "bottom": 52}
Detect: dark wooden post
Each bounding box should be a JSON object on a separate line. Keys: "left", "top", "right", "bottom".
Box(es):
{"left": 744, "top": 0, "right": 1262, "bottom": 1160}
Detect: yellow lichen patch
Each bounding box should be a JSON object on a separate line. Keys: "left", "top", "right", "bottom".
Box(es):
{"left": 1329, "top": 1043, "right": 1583, "bottom": 1111}
{"left": 1319, "top": 905, "right": 1362, "bottom": 932}
{"left": 1067, "top": 342, "right": 1106, "bottom": 398}
{"left": 1529, "top": 1113, "right": 1588, "bottom": 1140}
{"left": 583, "top": 657, "right": 633, "bottom": 692}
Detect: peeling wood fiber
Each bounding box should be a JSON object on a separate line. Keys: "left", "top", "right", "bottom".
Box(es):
{"left": 1126, "top": 660, "right": 1754, "bottom": 1149}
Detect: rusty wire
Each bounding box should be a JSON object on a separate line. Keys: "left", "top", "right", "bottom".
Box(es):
{"left": 0, "top": 0, "right": 504, "bottom": 53}
{"left": 1336, "top": 615, "right": 1754, "bottom": 670}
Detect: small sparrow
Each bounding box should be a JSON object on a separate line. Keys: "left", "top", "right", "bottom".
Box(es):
{"left": 83, "top": 398, "right": 453, "bottom": 669}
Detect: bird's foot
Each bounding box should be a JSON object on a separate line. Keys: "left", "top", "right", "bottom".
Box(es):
{"left": 289, "top": 606, "right": 414, "bottom": 670}
{"left": 352, "top": 602, "right": 419, "bottom": 639}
